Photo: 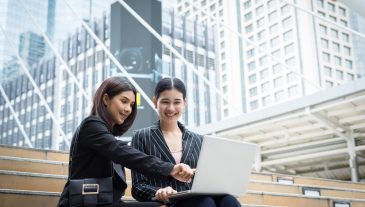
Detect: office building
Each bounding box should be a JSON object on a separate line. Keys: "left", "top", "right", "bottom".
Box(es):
{"left": 0, "top": 5, "right": 219, "bottom": 150}
{"left": 176, "top": 0, "right": 360, "bottom": 113}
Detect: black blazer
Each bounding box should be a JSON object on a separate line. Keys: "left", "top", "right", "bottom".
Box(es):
{"left": 58, "top": 115, "right": 174, "bottom": 207}
{"left": 131, "top": 121, "right": 203, "bottom": 201}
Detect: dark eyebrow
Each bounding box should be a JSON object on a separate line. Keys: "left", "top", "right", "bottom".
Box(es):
{"left": 121, "top": 96, "right": 131, "bottom": 101}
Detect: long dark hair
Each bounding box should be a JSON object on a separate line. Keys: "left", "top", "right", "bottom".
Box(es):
{"left": 91, "top": 76, "right": 137, "bottom": 136}
{"left": 154, "top": 77, "right": 186, "bottom": 100}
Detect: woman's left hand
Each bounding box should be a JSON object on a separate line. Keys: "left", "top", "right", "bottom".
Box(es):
{"left": 155, "top": 186, "right": 177, "bottom": 203}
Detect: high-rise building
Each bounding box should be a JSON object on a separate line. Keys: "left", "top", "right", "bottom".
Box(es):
{"left": 176, "top": 0, "right": 245, "bottom": 118}
{"left": 349, "top": 11, "right": 365, "bottom": 78}
{"left": 0, "top": 5, "right": 219, "bottom": 151}
{"left": 19, "top": 31, "right": 46, "bottom": 67}
{"left": 176, "top": 0, "right": 361, "bottom": 114}
{"left": 0, "top": 0, "right": 55, "bottom": 82}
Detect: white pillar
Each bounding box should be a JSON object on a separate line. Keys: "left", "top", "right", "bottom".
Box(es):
{"left": 346, "top": 130, "right": 359, "bottom": 182}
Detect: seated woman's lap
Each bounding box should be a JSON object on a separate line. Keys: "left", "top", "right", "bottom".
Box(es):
{"left": 172, "top": 195, "right": 240, "bottom": 207}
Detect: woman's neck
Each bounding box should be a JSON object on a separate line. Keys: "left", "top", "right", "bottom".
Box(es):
{"left": 160, "top": 120, "right": 180, "bottom": 133}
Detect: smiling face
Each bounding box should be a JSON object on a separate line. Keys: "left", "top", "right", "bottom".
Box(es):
{"left": 154, "top": 88, "right": 186, "bottom": 124}
{"left": 103, "top": 91, "right": 135, "bottom": 126}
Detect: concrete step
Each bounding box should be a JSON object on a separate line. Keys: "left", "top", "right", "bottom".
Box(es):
{"left": 0, "top": 156, "right": 68, "bottom": 175}
{"left": 248, "top": 180, "right": 365, "bottom": 200}
{"left": 3, "top": 168, "right": 364, "bottom": 201}
{"left": 0, "top": 189, "right": 60, "bottom": 207}
{"left": 250, "top": 172, "right": 365, "bottom": 191}
{"left": 3, "top": 189, "right": 363, "bottom": 207}
{"left": 240, "top": 191, "right": 365, "bottom": 207}
{"left": 0, "top": 170, "right": 66, "bottom": 192}
{"left": 0, "top": 145, "right": 68, "bottom": 162}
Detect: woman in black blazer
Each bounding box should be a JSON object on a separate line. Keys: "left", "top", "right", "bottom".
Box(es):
{"left": 131, "top": 77, "right": 240, "bottom": 207}
{"left": 57, "top": 77, "right": 194, "bottom": 207}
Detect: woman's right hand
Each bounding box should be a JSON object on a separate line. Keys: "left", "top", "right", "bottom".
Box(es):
{"left": 170, "top": 163, "right": 194, "bottom": 182}
{"left": 155, "top": 186, "right": 177, "bottom": 203}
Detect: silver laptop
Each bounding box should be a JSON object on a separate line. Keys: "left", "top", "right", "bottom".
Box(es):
{"left": 166, "top": 136, "right": 258, "bottom": 200}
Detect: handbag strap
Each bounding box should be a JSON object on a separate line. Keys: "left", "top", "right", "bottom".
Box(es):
{"left": 68, "top": 118, "right": 114, "bottom": 180}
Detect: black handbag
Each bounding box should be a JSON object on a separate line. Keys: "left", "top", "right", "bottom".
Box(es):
{"left": 68, "top": 123, "right": 114, "bottom": 207}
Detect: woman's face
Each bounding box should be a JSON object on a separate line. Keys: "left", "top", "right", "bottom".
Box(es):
{"left": 103, "top": 91, "right": 135, "bottom": 126}
{"left": 154, "top": 88, "right": 185, "bottom": 123}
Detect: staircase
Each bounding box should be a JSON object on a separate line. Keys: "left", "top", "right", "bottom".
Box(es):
{"left": 1, "top": 144, "right": 365, "bottom": 207}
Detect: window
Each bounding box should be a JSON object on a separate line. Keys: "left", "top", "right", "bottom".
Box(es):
{"left": 262, "top": 95, "right": 271, "bottom": 106}
{"left": 222, "top": 74, "right": 227, "bottom": 82}
{"left": 275, "top": 90, "right": 284, "bottom": 102}
{"left": 267, "top": 0, "right": 277, "bottom": 9}
{"left": 269, "top": 11, "right": 278, "bottom": 22}
{"left": 221, "top": 52, "right": 226, "bottom": 60}
{"left": 272, "top": 49, "right": 280, "bottom": 59}
{"left": 197, "top": 54, "right": 205, "bottom": 67}
{"left": 284, "top": 43, "right": 294, "bottom": 55}
{"left": 245, "top": 24, "right": 253, "bottom": 33}
{"left": 270, "top": 23, "right": 279, "bottom": 34}
{"left": 288, "top": 85, "right": 298, "bottom": 97}
{"left": 319, "top": 25, "right": 327, "bottom": 35}
{"left": 340, "top": 20, "right": 347, "bottom": 26}
{"left": 324, "top": 66, "right": 332, "bottom": 77}
{"left": 222, "top": 63, "right": 226, "bottom": 71}
{"left": 321, "top": 38, "right": 328, "bottom": 48}
{"left": 316, "top": 0, "right": 324, "bottom": 8}
{"left": 261, "top": 82, "right": 270, "bottom": 93}
{"left": 250, "top": 100, "right": 258, "bottom": 110}
{"left": 256, "top": 5, "right": 264, "bottom": 15}
{"left": 342, "top": 33, "right": 349, "bottom": 43}
{"left": 245, "top": 12, "right": 252, "bottom": 21}
{"left": 257, "top": 30, "right": 266, "bottom": 41}
{"left": 247, "top": 48, "right": 255, "bottom": 58}
{"left": 329, "top": 15, "right": 336, "bottom": 22}
{"left": 322, "top": 52, "right": 330, "bottom": 63}
{"left": 257, "top": 17, "right": 265, "bottom": 28}
{"left": 345, "top": 60, "right": 352, "bottom": 69}
{"left": 344, "top": 46, "right": 351, "bottom": 56}
{"left": 282, "top": 17, "right": 292, "bottom": 29}
{"left": 220, "top": 41, "right": 225, "bottom": 48}
{"left": 248, "top": 61, "right": 256, "bottom": 71}
{"left": 332, "top": 42, "right": 340, "bottom": 53}
{"left": 249, "top": 87, "right": 257, "bottom": 97}
{"left": 328, "top": 2, "right": 335, "bottom": 12}
{"left": 244, "top": 0, "right": 251, "bottom": 9}
{"left": 287, "top": 72, "right": 296, "bottom": 82}
{"left": 336, "top": 70, "right": 343, "bottom": 80}
{"left": 223, "top": 85, "right": 227, "bottom": 93}
{"left": 283, "top": 30, "right": 293, "bottom": 41}
{"left": 248, "top": 74, "right": 257, "bottom": 84}
{"left": 334, "top": 56, "right": 341, "bottom": 66}
{"left": 274, "top": 77, "right": 283, "bottom": 88}
{"left": 318, "top": 11, "right": 326, "bottom": 17}
{"left": 347, "top": 73, "right": 354, "bottom": 80}
{"left": 281, "top": 4, "right": 290, "bottom": 15}
{"left": 259, "top": 42, "right": 267, "bottom": 49}
{"left": 260, "top": 68, "right": 269, "bottom": 79}
{"left": 286, "top": 57, "right": 295, "bottom": 67}
{"left": 339, "top": 7, "right": 346, "bottom": 17}
{"left": 325, "top": 81, "right": 333, "bottom": 87}
{"left": 259, "top": 56, "right": 268, "bottom": 66}
{"left": 272, "top": 64, "right": 281, "bottom": 74}
{"left": 331, "top": 29, "right": 338, "bottom": 38}
{"left": 271, "top": 36, "right": 280, "bottom": 48}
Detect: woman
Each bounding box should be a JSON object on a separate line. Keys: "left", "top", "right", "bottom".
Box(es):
{"left": 131, "top": 77, "right": 240, "bottom": 207}
{"left": 57, "top": 77, "right": 194, "bottom": 207}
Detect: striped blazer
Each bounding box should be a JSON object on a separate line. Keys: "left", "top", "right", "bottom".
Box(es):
{"left": 131, "top": 121, "right": 203, "bottom": 201}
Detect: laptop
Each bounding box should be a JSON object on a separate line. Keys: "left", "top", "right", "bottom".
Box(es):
{"left": 163, "top": 136, "right": 258, "bottom": 201}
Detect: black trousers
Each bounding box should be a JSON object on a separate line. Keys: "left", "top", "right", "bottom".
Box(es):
{"left": 116, "top": 201, "right": 162, "bottom": 207}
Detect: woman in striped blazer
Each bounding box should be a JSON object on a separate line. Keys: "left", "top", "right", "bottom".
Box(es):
{"left": 131, "top": 77, "right": 240, "bottom": 207}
